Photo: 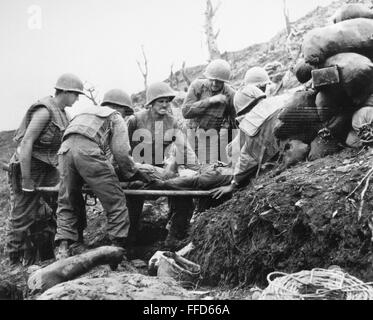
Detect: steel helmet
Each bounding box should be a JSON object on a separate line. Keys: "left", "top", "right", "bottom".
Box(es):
{"left": 145, "top": 82, "right": 176, "bottom": 106}
{"left": 244, "top": 67, "right": 271, "bottom": 87}
{"left": 102, "top": 89, "right": 133, "bottom": 108}
{"left": 54, "top": 73, "right": 84, "bottom": 94}
{"left": 204, "top": 59, "right": 231, "bottom": 82}
{"left": 234, "top": 84, "right": 266, "bottom": 115}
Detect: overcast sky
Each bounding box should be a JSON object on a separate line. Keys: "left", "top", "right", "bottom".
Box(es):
{"left": 0, "top": 0, "right": 335, "bottom": 131}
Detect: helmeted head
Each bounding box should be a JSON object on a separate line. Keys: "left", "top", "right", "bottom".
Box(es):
{"left": 234, "top": 84, "right": 266, "bottom": 117}
{"left": 145, "top": 82, "right": 176, "bottom": 106}
{"left": 244, "top": 67, "right": 272, "bottom": 90}
{"left": 54, "top": 73, "right": 85, "bottom": 106}
{"left": 55, "top": 73, "right": 85, "bottom": 94}
{"left": 204, "top": 59, "right": 231, "bottom": 82}
{"left": 145, "top": 82, "right": 176, "bottom": 116}
{"left": 101, "top": 88, "right": 134, "bottom": 118}
{"left": 204, "top": 59, "right": 231, "bottom": 92}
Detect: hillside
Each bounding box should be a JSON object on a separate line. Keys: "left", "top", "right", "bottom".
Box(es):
{"left": 1, "top": 0, "right": 373, "bottom": 300}
{"left": 133, "top": 0, "right": 363, "bottom": 105}
{"left": 188, "top": 147, "right": 373, "bottom": 288}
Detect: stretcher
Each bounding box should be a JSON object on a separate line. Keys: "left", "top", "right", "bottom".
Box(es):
{"left": 1, "top": 162, "right": 213, "bottom": 197}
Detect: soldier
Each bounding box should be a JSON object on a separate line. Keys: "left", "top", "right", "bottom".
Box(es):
{"left": 226, "top": 66, "right": 275, "bottom": 163}
{"left": 54, "top": 102, "right": 150, "bottom": 259}
{"left": 6, "top": 73, "right": 84, "bottom": 265}
{"left": 211, "top": 85, "right": 309, "bottom": 199}
{"left": 127, "top": 82, "right": 198, "bottom": 250}
{"left": 182, "top": 59, "right": 237, "bottom": 164}
{"left": 101, "top": 89, "right": 134, "bottom": 121}
{"left": 244, "top": 66, "right": 273, "bottom": 95}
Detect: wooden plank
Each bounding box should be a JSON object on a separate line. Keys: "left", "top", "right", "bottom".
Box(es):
{"left": 35, "top": 185, "right": 212, "bottom": 197}
{"left": 1, "top": 168, "right": 213, "bottom": 196}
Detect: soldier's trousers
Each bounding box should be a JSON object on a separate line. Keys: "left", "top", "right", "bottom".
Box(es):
{"left": 6, "top": 155, "right": 59, "bottom": 262}
{"left": 125, "top": 195, "right": 194, "bottom": 243}
{"left": 153, "top": 164, "right": 234, "bottom": 213}
{"left": 55, "top": 135, "right": 130, "bottom": 244}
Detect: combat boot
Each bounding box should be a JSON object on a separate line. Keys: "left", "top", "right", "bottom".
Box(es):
{"left": 55, "top": 240, "right": 70, "bottom": 261}
{"left": 69, "top": 241, "right": 88, "bottom": 256}
{"left": 109, "top": 237, "right": 127, "bottom": 270}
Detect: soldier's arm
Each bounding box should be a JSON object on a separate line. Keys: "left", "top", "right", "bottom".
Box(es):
{"left": 232, "top": 140, "right": 259, "bottom": 186}
{"left": 19, "top": 107, "right": 50, "bottom": 191}
{"left": 110, "top": 113, "right": 138, "bottom": 181}
{"left": 225, "top": 87, "right": 238, "bottom": 128}
{"left": 126, "top": 114, "right": 137, "bottom": 151}
{"left": 211, "top": 140, "right": 258, "bottom": 199}
{"left": 182, "top": 81, "right": 214, "bottom": 119}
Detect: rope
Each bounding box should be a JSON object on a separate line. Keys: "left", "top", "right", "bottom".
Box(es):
{"left": 261, "top": 268, "right": 373, "bottom": 300}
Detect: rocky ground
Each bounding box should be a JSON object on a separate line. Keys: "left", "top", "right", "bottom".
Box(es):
{"left": 0, "top": 134, "right": 254, "bottom": 299}
{"left": 1, "top": 132, "right": 373, "bottom": 299}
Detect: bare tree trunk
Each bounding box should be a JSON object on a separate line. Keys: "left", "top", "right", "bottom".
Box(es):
{"left": 84, "top": 82, "right": 98, "bottom": 105}
{"left": 136, "top": 45, "right": 149, "bottom": 91}
{"left": 205, "top": 0, "right": 221, "bottom": 61}
{"left": 181, "top": 61, "right": 191, "bottom": 86}
{"left": 169, "top": 63, "right": 176, "bottom": 89}
{"left": 283, "top": 0, "right": 292, "bottom": 36}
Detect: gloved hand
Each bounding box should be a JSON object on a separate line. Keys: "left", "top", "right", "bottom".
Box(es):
{"left": 209, "top": 94, "right": 227, "bottom": 105}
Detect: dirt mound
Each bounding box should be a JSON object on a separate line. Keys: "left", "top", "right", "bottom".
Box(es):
{"left": 187, "top": 147, "right": 373, "bottom": 288}
{"left": 37, "top": 272, "right": 199, "bottom": 300}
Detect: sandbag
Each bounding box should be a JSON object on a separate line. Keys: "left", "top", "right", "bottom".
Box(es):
{"left": 346, "top": 130, "right": 363, "bottom": 148}
{"left": 326, "top": 113, "right": 353, "bottom": 142}
{"left": 315, "top": 89, "right": 352, "bottom": 122}
{"left": 308, "top": 135, "right": 343, "bottom": 161}
{"left": 281, "top": 139, "right": 310, "bottom": 168}
{"left": 352, "top": 107, "right": 373, "bottom": 132}
{"left": 308, "top": 113, "right": 351, "bottom": 161}
{"left": 362, "top": 93, "right": 373, "bottom": 108}
{"left": 332, "top": 3, "right": 373, "bottom": 24}
{"left": 157, "top": 251, "right": 200, "bottom": 288}
{"left": 322, "top": 53, "right": 373, "bottom": 107}
{"left": 28, "top": 246, "right": 125, "bottom": 293}
{"left": 315, "top": 91, "right": 339, "bottom": 123}
{"left": 355, "top": 97, "right": 373, "bottom": 145}
{"left": 302, "top": 18, "right": 373, "bottom": 66}
{"left": 274, "top": 90, "right": 322, "bottom": 144}
{"left": 294, "top": 59, "right": 315, "bottom": 84}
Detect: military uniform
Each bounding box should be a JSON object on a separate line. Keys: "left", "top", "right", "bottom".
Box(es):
{"left": 7, "top": 96, "right": 69, "bottom": 263}
{"left": 182, "top": 79, "right": 237, "bottom": 163}
{"left": 55, "top": 106, "right": 137, "bottom": 245}
{"left": 126, "top": 109, "right": 197, "bottom": 247}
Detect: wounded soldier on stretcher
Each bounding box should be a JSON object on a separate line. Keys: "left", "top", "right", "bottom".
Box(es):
{"left": 120, "top": 135, "right": 309, "bottom": 214}
{"left": 118, "top": 85, "right": 313, "bottom": 212}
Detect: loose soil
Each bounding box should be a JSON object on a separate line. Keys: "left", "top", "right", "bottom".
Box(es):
{"left": 187, "top": 147, "right": 373, "bottom": 289}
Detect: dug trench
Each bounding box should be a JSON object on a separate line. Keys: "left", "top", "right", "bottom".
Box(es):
{"left": 2, "top": 144, "right": 373, "bottom": 298}
{"left": 83, "top": 196, "right": 170, "bottom": 261}
{"left": 186, "top": 147, "right": 373, "bottom": 289}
